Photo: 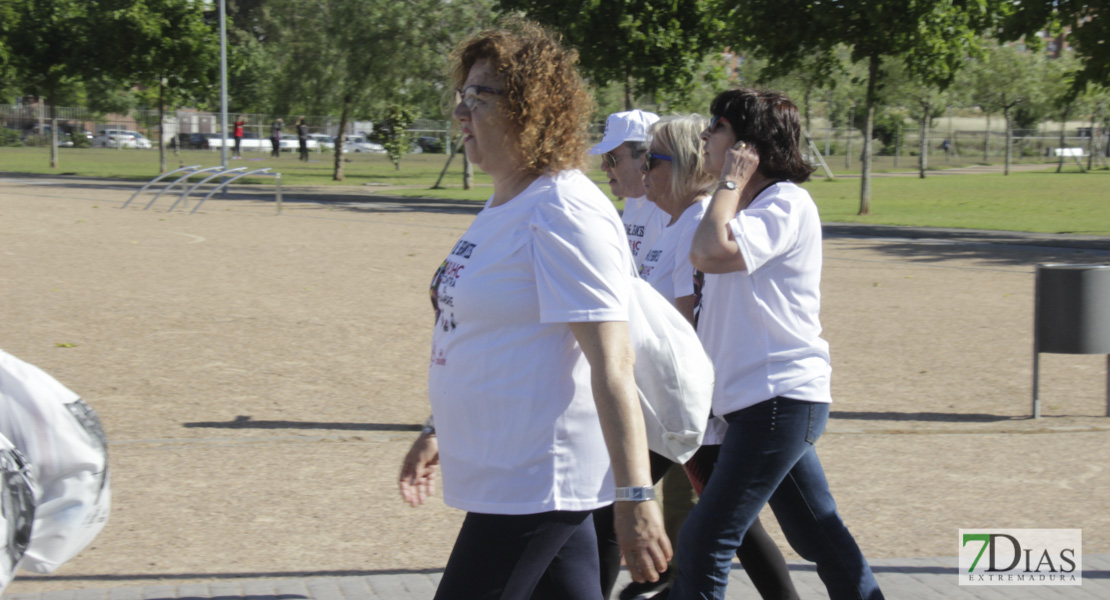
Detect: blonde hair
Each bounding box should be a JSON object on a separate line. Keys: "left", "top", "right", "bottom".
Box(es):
{"left": 650, "top": 114, "right": 716, "bottom": 205}
{"left": 451, "top": 18, "right": 594, "bottom": 175}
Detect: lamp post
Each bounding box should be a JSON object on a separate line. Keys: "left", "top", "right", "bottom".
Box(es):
{"left": 219, "top": 0, "right": 228, "bottom": 170}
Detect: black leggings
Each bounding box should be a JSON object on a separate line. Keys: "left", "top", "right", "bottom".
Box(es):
{"left": 435, "top": 510, "right": 603, "bottom": 600}
{"left": 594, "top": 449, "right": 799, "bottom": 600}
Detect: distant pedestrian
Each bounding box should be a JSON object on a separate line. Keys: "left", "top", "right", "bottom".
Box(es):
{"left": 233, "top": 115, "right": 245, "bottom": 159}
{"left": 296, "top": 117, "right": 309, "bottom": 162}
{"left": 270, "top": 118, "right": 283, "bottom": 158}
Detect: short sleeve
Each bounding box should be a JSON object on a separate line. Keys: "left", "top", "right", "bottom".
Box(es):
{"left": 727, "top": 196, "right": 800, "bottom": 274}
{"left": 529, "top": 195, "right": 630, "bottom": 323}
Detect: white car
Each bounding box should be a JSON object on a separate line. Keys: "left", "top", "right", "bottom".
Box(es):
{"left": 279, "top": 134, "right": 320, "bottom": 152}
{"left": 343, "top": 134, "right": 385, "bottom": 153}
{"left": 120, "top": 130, "right": 153, "bottom": 149}
{"left": 307, "top": 133, "right": 334, "bottom": 151}
{"left": 93, "top": 130, "right": 137, "bottom": 148}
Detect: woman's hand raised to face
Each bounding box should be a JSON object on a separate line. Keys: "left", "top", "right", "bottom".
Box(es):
{"left": 721, "top": 140, "right": 761, "bottom": 187}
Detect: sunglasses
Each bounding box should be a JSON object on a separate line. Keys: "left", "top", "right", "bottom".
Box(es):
{"left": 601, "top": 152, "right": 619, "bottom": 169}
{"left": 457, "top": 84, "right": 505, "bottom": 110}
{"left": 644, "top": 152, "right": 673, "bottom": 171}
{"left": 708, "top": 115, "right": 726, "bottom": 133}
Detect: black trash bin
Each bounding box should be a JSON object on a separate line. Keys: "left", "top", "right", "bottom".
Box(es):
{"left": 1033, "top": 264, "right": 1110, "bottom": 417}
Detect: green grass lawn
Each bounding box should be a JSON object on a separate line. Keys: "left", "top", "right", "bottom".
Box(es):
{"left": 805, "top": 170, "right": 1110, "bottom": 235}
{"left": 3, "top": 146, "right": 1108, "bottom": 235}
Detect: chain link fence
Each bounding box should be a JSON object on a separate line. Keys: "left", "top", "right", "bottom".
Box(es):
{"left": 3, "top": 104, "right": 1107, "bottom": 164}
{"left": 0, "top": 104, "right": 452, "bottom": 152}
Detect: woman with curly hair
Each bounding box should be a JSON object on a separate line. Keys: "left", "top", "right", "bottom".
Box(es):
{"left": 398, "top": 20, "right": 670, "bottom": 600}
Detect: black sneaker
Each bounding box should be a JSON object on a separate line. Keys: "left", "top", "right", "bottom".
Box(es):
{"left": 618, "top": 570, "right": 673, "bottom": 600}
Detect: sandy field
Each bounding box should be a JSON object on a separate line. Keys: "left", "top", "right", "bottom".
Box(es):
{"left": 1, "top": 176, "right": 1107, "bottom": 593}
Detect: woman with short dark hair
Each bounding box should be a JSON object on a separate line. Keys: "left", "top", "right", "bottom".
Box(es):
{"left": 670, "top": 88, "right": 884, "bottom": 599}
{"left": 398, "top": 20, "right": 670, "bottom": 600}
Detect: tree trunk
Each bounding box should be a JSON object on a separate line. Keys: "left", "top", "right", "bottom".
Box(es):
{"left": 1004, "top": 107, "right": 1013, "bottom": 176}
{"left": 918, "top": 114, "right": 928, "bottom": 179}
{"left": 984, "top": 113, "right": 990, "bottom": 162}
{"left": 159, "top": 80, "right": 167, "bottom": 174}
{"left": 893, "top": 121, "right": 901, "bottom": 168}
{"left": 1056, "top": 105, "right": 1069, "bottom": 173}
{"left": 858, "top": 56, "right": 879, "bottom": 216}
{"left": 333, "top": 96, "right": 351, "bottom": 181}
{"left": 624, "top": 74, "right": 634, "bottom": 111}
{"left": 845, "top": 104, "right": 853, "bottom": 170}
{"left": 803, "top": 88, "right": 812, "bottom": 135}
{"left": 1088, "top": 105, "right": 1101, "bottom": 171}
{"left": 48, "top": 87, "right": 58, "bottom": 169}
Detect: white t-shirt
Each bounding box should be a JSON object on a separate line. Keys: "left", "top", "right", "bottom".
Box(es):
{"left": 428, "top": 170, "right": 631, "bottom": 515}
{"left": 698, "top": 181, "right": 831, "bottom": 417}
{"left": 622, "top": 196, "right": 669, "bottom": 269}
{"left": 639, "top": 196, "right": 709, "bottom": 304}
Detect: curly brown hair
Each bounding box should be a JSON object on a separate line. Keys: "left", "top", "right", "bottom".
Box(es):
{"left": 451, "top": 19, "right": 595, "bottom": 175}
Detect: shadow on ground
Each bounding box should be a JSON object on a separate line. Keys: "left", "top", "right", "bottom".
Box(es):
{"left": 824, "top": 223, "right": 1110, "bottom": 268}
{"left": 183, "top": 415, "right": 422, "bottom": 431}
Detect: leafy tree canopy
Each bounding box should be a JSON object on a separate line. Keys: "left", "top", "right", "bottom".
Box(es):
{"left": 497, "top": 0, "right": 726, "bottom": 108}
{"left": 1005, "top": 0, "right": 1110, "bottom": 92}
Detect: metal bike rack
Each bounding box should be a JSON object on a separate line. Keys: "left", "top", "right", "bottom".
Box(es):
{"left": 123, "top": 165, "right": 202, "bottom": 208}
{"left": 191, "top": 168, "right": 282, "bottom": 214}
{"left": 144, "top": 166, "right": 226, "bottom": 210}
{"left": 167, "top": 167, "right": 247, "bottom": 213}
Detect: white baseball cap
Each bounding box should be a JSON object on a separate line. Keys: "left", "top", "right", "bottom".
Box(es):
{"left": 589, "top": 109, "right": 660, "bottom": 155}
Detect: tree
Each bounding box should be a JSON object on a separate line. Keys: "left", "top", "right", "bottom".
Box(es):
{"left": 741, "top": 49, "right": 848, "bottom": 136}
{"left": 1040, "top": 53, "right": 1086, "bottom": 172}
{"left": 724, "top": 0, "right": 1010, "bottom": 215}
{"left": 115, "top": 0, "right": 218, "bottom": 172}
{"left": 372, "top": 105, "right": 419, "bottom": 170}
{"left": 7, "top": 0, "right": 98, "bottom": 168}
{"left": 966, "top": 41, "right": 1044, "bottom": 175}
{"left": 887, "top": 62, "right": 948, "bottom": 177}
{"left": 254, "top": 0, "right": 493, "bottom": 181}
{"left": 0, "top": 0, "right": 17, "bottom": 103}
{"left": 1007, "top": 0, "right": 1110, "bottom": 93}
{"left": 497, "top": 0, "right": 725, "bottom": 110}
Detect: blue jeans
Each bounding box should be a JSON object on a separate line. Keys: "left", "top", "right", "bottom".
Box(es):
{"left": 669, "top": 398, "right": 883, "bottom": 600}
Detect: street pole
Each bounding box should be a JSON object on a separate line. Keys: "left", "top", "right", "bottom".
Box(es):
{"left": 219, "top": 0, "right": 228, "bottom": 171}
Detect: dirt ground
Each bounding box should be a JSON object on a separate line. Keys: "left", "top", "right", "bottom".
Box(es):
{"left": 1, "top": 176, "right": 1107, "bottom": 593}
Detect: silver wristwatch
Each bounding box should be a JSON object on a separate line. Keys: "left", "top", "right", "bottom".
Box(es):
{"left": 717, "top": 180, "right": 738, "bottom": 192}
{"left": 421, "top": 416, "right": 436, "bottom": 436}
{"left": 614, "top": 486, "right": 656, "bottom": 502}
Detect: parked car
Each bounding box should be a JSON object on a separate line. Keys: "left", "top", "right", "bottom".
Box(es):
{"left": 120, "top": 130, "right": 153, "bottom": 149}
{"left": 415, "top": 136, "right": 445, "bottom": 154}
{"left": 344, "top": 134, "right": 385, "bottom": 153}
{"left": 181, "top": 133, "right": 220, "bottom": 149}
{"left": 278, "top": 134, "right": 320, "bottom": 152}
{"left": 93, "top": 130, "right": 137, "bottom": 148}
{"left": 307, "top": 133, "right": 334, "bottom": 151}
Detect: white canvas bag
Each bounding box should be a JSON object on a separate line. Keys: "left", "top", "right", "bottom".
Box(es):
{"left": 0, "top": 432, "right": 36, "bottom": 593}
{"left": 626, "top": 271, "right": 714, "bottom": 464}
{"left": 0, "top": 350, "right": 110, "bottom": 573}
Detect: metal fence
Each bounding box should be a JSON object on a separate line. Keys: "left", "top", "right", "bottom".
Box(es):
{"left": 0, "top": 104, "right": 452, "bottom": 150}
{"left": 809, "top": 126, "right": 1109, "bottom": 165}
{"left": 4, "top": 104, "right": 1107, "bottom": 162}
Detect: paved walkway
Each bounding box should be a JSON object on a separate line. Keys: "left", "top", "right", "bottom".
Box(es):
{"left": 2, "top": 177, "right": 1106, "bottom": 600}
{"left": 6, "top": 555, "right": 1108, "bottom": 599}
